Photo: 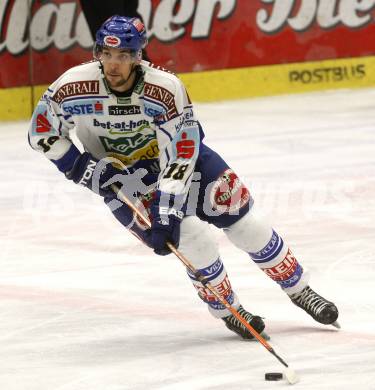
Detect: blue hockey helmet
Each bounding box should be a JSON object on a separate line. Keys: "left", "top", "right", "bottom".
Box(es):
{"left": 94, "top": 16, "right": 148, "bottom": 62}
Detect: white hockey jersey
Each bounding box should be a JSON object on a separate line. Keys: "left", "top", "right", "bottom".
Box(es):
{"left": 28, "top": 60, "right": 202, "bottom": 196}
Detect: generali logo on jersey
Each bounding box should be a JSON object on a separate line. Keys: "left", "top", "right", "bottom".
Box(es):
{"left": 52, "top": 81, "right": 99, "bottom": 104}
{"left": 144, "top": 83, "right": 178, "bottom": 120}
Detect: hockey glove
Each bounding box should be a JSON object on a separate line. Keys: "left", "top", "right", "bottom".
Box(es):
{"left": 66, "top": 152, "right": 122, "bottom": 197}
{"left": 150, "top": 191, "right": 184, "bottom": 256}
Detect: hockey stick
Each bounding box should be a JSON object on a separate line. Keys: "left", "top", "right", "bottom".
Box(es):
{"left": 111, "top": 184, "right": 299, "bottom": 384}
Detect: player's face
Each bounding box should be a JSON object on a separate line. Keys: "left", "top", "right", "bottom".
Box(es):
{"left": 100, "top": 47, "right": 136, "bottom": 91}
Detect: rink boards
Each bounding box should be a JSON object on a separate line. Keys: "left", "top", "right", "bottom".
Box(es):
{"left": 1, "top": 55, "right": 375, "bottom": 121}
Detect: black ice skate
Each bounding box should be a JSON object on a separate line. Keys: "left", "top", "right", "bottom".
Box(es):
{"left": 222, "top": 305, "right": 269, "bottom": 340}
{"left": 289, "top": 286, "right": 340, "bottom": 328}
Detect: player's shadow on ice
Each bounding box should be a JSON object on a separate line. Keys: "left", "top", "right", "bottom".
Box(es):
{"left": 266, "top": 322, "right": 340, "bottom": 336}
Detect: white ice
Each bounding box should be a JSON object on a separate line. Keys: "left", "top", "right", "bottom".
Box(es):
{"left": 1, "top": 87, "right": 375, "bottom": 390}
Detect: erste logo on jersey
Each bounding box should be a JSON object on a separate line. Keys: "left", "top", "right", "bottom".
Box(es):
{"left": 62, "top": 100, "right": 104, "bottom": 116}
{"left": 104, "top": 35, "right": 121, "bottom": 47}
{"left": 176, "top": 132, "right": 195, "bottom": 159}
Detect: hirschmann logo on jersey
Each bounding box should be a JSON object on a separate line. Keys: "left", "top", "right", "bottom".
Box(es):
{"left": 52, "top": 81, "right": 99, "bottom": 104}
{"left": 108, "top": 105, "right": 141, "bottom": 116}
{"left": 144, "top": 82, "right": 178, "bottom": 120}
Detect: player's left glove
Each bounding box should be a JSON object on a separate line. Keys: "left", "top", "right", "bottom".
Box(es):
{"left": 65, "top": 152, "right": 123, "bottom": 197}
{"left": 150, "top": 191, "right": 184, "bottom": 256}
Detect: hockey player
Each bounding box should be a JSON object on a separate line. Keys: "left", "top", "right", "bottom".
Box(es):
{"left": 28, "top": 16, "right": 339, "bottom": 339}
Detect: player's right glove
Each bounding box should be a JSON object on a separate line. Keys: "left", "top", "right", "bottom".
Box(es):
{"left": 65, "top": 152, "right": 122, "bottom": 197}
{"left": 150, "top": 191, "right": 184, "bottom": 256}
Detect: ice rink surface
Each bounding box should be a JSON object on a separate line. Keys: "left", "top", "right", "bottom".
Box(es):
{"left": 1, "top": 87, "right": 375, "bottom": 389}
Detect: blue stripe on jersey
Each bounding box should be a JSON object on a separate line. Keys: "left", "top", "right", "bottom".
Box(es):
{"left": 187, "top": 258, "right": 224, "bottom": 282}
{"left": 158, "top": 126, "right": 173, "bottom": 141}
{"left": 60, "top": 95, "right": 109, "bottom": 104}
{"left": 182, "top": 171, "right": 193, "bottom": 187}
{"left": 57, "top": 121, "right": 63, "bottom": 135}
{"left": 249, "top": 230, "right": 284, "bottom": 263}
{"left": 56, "top": 113, "right": 72, "bottom": 120}
{"left": 164, "top": 147, "right": 170, "bottom": 163}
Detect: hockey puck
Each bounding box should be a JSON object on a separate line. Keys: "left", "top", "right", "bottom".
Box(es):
{"left": 265, "top": 372, "right": 283, "bottom": 381}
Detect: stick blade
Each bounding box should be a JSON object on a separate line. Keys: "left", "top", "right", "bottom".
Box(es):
{"left": 331, "top": 321, "right": 341, "bottom": 329}
{"left": 283, "top": 368, "right": 300, "bottom": 385}
{"left": 260, "top": 331, "right": 271, "bottom": 341}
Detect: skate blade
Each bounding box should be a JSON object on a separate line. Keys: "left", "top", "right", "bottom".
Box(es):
{"left": 331, "top": 321, "right": 341, "bottom": 329}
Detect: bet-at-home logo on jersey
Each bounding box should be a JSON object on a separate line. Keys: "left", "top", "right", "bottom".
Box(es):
{"left": 93, "top": 118, "right": 150, "bottom": 133}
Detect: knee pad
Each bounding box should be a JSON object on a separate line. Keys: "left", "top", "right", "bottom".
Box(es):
{"left": 178, "top": 216, "right": 219, "bottom": 268}
{"left": 224, "top": 209, "right": 273, "bottom": 253}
